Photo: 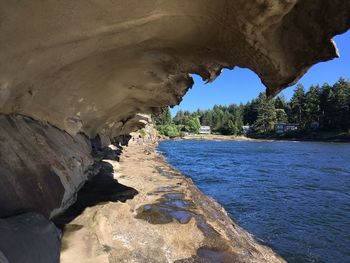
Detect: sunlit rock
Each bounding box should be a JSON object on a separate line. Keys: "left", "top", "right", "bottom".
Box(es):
{"left": 0, "top": 0, "right": 349, "bottom": 137}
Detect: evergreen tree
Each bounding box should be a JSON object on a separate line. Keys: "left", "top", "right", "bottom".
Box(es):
{"left": 304, "top": 85, "right": 321, "bottom": 126}
{"left": 319, "top": 83, "right": 334, "bottom": 129}
{"left": 332, "top": 78, "right": 350, "bottom": 130}
{"left": 153, "top": 78, "right": 350, "bottom": 137}
{"left": 276, "top": 109, "right": 288, "bottom": 123}
{"left": 253, "top": 93, "right": 276, "bottom": 133}
{"left": 153, "top": 107, "right": 172, "bottom": 125}
{"left": 290, "top": 84, "right": 306, "bottom": 126}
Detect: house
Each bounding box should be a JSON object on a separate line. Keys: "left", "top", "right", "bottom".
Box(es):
{"left": 242, "top": 125, "right": 251, "bottom": 134}
{"left": 275, "top": 123, "right": 285, "bottom": 134}
{"left": 275, "top": 123, "right": 299, "bottom": 134}
{"left": 285, "top": 124, "right": 299, "bottom": 132}
{"left": 199, "top": 126, "right": 211, "bottom": 134}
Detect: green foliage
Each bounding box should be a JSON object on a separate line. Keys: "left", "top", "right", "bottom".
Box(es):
{"left": 156, "top": 124, "right": 180, "bottom": 137}
{"left": 188, "top": 117, "right": 201, "bottom": 133}
{"left": 152, "top": 107, "right": 180, "bottom": 137}
{"left": 290, "top": 84, "right": 306, "bottom": 126}
{"left": 152, "top": 78, "right": 350, "bottom": 137}
{"left": 152, "top": 107, "right": 172, "bottom": 126}
{"left": 253, "top": 93, "right": 276, "bottom": 133}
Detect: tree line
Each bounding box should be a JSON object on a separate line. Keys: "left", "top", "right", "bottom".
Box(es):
{"left": 153, "top": 78, "right": 350, "bottom": 137}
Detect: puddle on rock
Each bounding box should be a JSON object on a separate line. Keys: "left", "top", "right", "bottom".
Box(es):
{"left": 156, "top": 186, "right": 178, "bottom": 192}
{"left": 155, "top": 166, "right": 182, "bottom": 178}
{"left": 174, "top": 247, "right": 239, "bottom": 263}
{"left": 147, "top": 186, "right": 179, "bottom": 196}
{"left": 135, "top": 191, "right": 196, "bottom": 224}
{"left": 164, "top": 193, "right": 184, "bottom": 199}
{"left": 135, "top": 204, "right": 173, "bottom": 224}
{"left": 169, "top": 210, "right": 193, "bottom": 224}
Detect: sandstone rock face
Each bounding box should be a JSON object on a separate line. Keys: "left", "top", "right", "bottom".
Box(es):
{"left": 0, "top": 114, "right": 93, "bottom": 218}
{"left": 0, "top": 1, "right": 349, "bottom": 138}
{"left": 0, "top": 213, "right": 61, "bottom": 263}
{"left": 0, "top": 2, "right": 350, "bottom": 261}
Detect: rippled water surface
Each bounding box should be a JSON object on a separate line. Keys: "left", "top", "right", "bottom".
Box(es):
{"left": 158, "top": 140, "right": 350, "bottom": 263}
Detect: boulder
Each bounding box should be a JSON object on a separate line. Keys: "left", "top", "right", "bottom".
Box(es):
{"left": 0, "top": 213, "right": 61, "bottom": 263}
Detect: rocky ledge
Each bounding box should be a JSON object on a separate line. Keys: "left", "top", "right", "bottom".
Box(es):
{"left": 54, "top": 140, "right": 285, "bottom": 263}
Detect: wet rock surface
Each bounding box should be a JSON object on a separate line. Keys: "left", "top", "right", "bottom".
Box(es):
{"left": 60, "top": 142, "right": 286, "bottom": 262}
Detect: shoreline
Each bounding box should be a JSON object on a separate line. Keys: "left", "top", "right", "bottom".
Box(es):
{"left": 59, "top": 141, "right": 285, "bottom": 262}
{"left": 169, "top": 134, "right": 350, "bottom": 143}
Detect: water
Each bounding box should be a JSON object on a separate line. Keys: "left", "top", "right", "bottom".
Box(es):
{"left": 158, "top": 140, "right": 350, "bottom": 263}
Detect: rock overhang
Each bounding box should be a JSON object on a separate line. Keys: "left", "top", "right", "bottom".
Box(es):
{"left": 0, "top": 0, "right": 349, "bottom": 137}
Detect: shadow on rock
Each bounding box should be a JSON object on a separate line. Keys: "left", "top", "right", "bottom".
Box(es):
{"left": 53, "top": 147, "right": 138, "bottom": 229}
{"left": 0, "top": 213, "right": 61, "bottom": 263}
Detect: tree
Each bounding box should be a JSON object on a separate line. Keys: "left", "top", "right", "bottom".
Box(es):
{"left": 153, "top": 107, "right": 172, "bottom": 125}
{"left": 227, "top": 120, "right": 238, "bottom": 135}
{"left": 253, "top": 93, "right": 276, "bottom": 133}
{"left": 243, "top": 100, "right": 258, "bottom": 125}
{"left": 332, "top": 78, "right": 350, "bottom": 130}
{"left": 319, "top": 83, "right": 334, "bottom": 129}
{"left": 290, "top": 84, "right": 306, "bottom": 126}
{"left": 156, "top": 124, "right": 180, "bottom": 137}
{"left": 187, "top": 117, "right": 201, "bottom": 133}
{"left": 173, "top": 110, "right": 185, "bottom": 125}
{"left": 304, "top": 85, "right": 321, "bottom": 126}
{"left": 154, "top": 78, "right": 350, "bottom": 137}
{"left": 274, "top": 95, "right": 291, "bottom": 121}
{"left": 275, "top": 109, "right": 288, "bottom": 123}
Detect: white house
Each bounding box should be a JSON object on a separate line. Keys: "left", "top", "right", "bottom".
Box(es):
{"left": 275, "top": 123, "right": 299, "bottom": 134}
{"left": 242, "top": 125, "right": 251, "bottom": 134}
{"left": 199, "top": 126, "right": 211, "bottom": 134}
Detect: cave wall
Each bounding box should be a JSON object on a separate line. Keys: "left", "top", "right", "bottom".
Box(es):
{"left": 0, "top": 1, "right": 350, "bottom": 218}
{"left": 1, "top": 1, "right": 349, "bottom": 138}
{"left": 0, "top": 115, "right": 93, "bottom": 218}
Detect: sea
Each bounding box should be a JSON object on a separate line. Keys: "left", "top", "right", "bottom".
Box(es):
{"left": 158, "top": 140, "right": 350, "bottom": 263}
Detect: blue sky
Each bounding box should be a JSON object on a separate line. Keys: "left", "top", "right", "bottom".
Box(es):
{"left": 171, "top": 30, "right": 350, "bottom": 115}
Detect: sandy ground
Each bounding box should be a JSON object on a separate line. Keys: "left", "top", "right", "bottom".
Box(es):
{"left": 59, "top": 142, "right": 285, "bottom": 263}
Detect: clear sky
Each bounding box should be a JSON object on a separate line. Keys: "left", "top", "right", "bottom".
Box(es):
{"left": 171, "top": 30, "right": 350, "bottom": 115}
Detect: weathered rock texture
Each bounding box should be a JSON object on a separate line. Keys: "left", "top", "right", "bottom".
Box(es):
{"left": 0, "top": 0, "right": 349, "bottom": 138}
{"left": 0, "top": 1, "right": 349, "bottom": 217}
{"left": 0, "top": 2, "right": 350, "bottom": 261}
{"left": 0, "top": 213, "right": 61, "bottom": 263}
{"left": 0, "top": 114, "right": 93, "bottom": 218}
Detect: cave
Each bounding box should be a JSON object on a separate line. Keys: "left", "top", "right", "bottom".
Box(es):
{"left": 0, "top": 1, "right": 349, "bottom": 262}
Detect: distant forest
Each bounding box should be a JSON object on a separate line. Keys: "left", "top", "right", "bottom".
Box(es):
{"left": 153, "top": 78, "right": 350, "bottom": 137}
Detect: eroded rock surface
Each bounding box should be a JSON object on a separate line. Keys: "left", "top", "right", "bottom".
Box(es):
{"left": 0, "top": 114, "right": 93, "bottom": 218}
{"left": 0, "top": 213, "right": 61, "bottom": 263}
{"left": 0, "top": 0, "right": 349, "bottom": 219}
{"left": 0, "top": 2, "right": 350, "bottom": 262}
{"left": 59, "top": 142, "right": 285, "bottom": 263}
{"left": 0, "top": 1, "right": 349, "bottom": 137}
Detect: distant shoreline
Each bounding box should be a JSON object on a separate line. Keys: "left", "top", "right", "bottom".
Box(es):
{"left": 167, "top": 133, "right": 350, "bottom": 143}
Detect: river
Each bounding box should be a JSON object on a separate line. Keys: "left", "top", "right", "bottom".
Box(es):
{"left": 158, "top": 140, "right": 350, "bottom": 263}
